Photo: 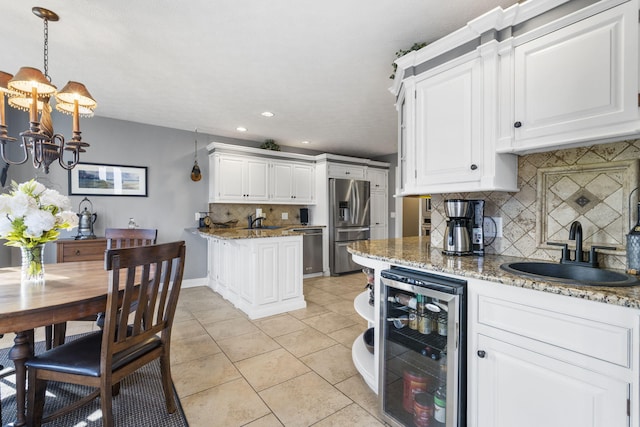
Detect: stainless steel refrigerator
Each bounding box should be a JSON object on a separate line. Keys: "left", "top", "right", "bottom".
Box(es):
{"left": 329, "top": 178, "right": 370, "bottom": 275}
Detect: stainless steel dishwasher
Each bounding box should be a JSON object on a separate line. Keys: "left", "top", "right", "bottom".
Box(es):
{"left": 292, "top": 228, "right": 323, "bottom": 274}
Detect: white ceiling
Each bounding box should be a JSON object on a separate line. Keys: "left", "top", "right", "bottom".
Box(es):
{"left": 2, "top": 0, "right": 519, "bottom": 158}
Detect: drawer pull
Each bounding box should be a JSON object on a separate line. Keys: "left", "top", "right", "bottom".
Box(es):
{"left": 477, "top": 350, "right": 486, "bottom": 358}
{"left": 75, "top": 250, "right": 81, "bottom": 256}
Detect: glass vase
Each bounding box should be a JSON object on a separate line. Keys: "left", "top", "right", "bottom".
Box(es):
{"left": 21, "top": 244, "right": 45, "bottom": 284}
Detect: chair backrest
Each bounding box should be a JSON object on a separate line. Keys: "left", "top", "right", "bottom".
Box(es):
{"left": 102, "top": 241, "right": 186, "bottom": 369}
{"left": 105, "top": 228, "right": 157, "bottom": 249}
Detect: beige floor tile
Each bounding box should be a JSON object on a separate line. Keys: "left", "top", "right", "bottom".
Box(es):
{"left": 235, "top": 348, "right": 310, "bottom": 391}
{"left": 304, "top": 290, "right": 344, "bottom": 306}
{"left": 171, "top": 318, "right": 209, "bottom": 341}
{"left": 171, "top": 334, "right": 222, "bottom": 365}
{"left": 191, "top": 303, "right": 245, "bottom": 324}
{"left": 313, "top": 403, "right": 385, "bottom": 426}
{"left": 172, "top": 352, "right": 241, "bottom": 397}
{"left": 253, "top": 313, "right": 308, "bottom": 337}
{"left": 243, "top": 413, "right": 284, "bottom": 427}
{"left": 300, "top": 344, "right": 358, "bottom": 384}
{"left": 288, "top": 302, "right": 330, "bottom": 320}
{"left": 274, "top": 327, "right": 338, "bottom": 358}
{"left": 335, "top": 374, "right": 383, "bottom": 421}
{"left": 302, "top": 311, "right": 356, "bottom": 334}
{"left": 181, "top": 377, "right": 270, "bottom": 427}
{"left": 259, "top": 371, "right": 352, "bottom": 426}
{"left": 328, "top": 324, "right": 365, "bottom": 348}
{"left": 203, "top": 317, "right": 259, "bottom": 340}
{"left": 324, "top": 298, "right": 357, "bottom": 315}
{"left": 217, "top": 330, "right": 281, "bottom": 362}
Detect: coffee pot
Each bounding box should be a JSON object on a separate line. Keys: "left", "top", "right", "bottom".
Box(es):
{"left": 75, "top": 197, "right": 97, "bottom": 240}
{"left": 442, "top": 199, "right": 485, "bottom": 256}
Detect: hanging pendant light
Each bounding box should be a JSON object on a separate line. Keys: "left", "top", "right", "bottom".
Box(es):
{"left": 0, "top": 7, "right": 96, "bottom": 174}
{"left": 190, "top": 129, "right": 202, "bottom": 182}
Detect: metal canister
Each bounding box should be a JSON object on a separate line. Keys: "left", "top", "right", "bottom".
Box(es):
{"left": 437, "top": 312, "right": 447, "bottom": 336}
{"left": 418, "top": 311, "right": 432, "bottom": 334}
{"left": 408, "top": 309, "right": 418, "bottom": 330}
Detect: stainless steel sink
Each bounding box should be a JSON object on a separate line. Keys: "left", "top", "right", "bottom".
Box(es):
{"left": 500, "top": 262, "right": 639, "bottom": 287}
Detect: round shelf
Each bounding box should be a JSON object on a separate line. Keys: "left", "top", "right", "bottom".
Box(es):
{"left": 354, "top": 291, "right": 374, "bottom": 323}
{"left": 352, "top": 331, "right": 377, "bottom": 393}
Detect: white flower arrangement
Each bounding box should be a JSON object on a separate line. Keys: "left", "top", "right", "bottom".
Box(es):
{"left": 0, "top": 179, "right": 78, "bottom": 248}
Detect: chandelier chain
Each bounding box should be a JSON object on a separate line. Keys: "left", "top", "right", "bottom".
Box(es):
{"left": 43, "top": 18, "right": 50, "bottom": 81}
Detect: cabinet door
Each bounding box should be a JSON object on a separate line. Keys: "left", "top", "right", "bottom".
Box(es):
{"left": 476, "top": 334, "right": 629, "bottom": 427}
{"left": 271, "top": 162, "right": 294, "bottom": 202}
{"left": 512, "top": 1, "right": 638, "bottom": 150}
{"left": 245, "top": 158, "right": 269, "bottom": 201}
{"left": 255, "top": 241, "right": 279, "bottom": 305}
{"left": 292, "top": 163, "right": 315, "bottom": 203}
{"left": 215, "top": 155, "right": 245, "bottom": 200}
{"left": 279, "top": 239, "right": 302, "bottom": 300}
{"left": 415, "top": 58, "right": 482, "bottom": 186}
{"left": 328, "top": 163, "right": 366, "bottom": 179}
{"left": 370, "top": 192, "right": 387, "bottom": 231}
{"left": 367, "top": 168, "right": 387, "bottom": 192}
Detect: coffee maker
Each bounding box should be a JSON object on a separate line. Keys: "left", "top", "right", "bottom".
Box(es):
{"left": 443, "top": 199, "right": 485, "bottom": 256}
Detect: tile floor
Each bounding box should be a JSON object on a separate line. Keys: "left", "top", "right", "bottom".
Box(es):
{"left": 0, "top": 273, "right": 386, "bottom": 427}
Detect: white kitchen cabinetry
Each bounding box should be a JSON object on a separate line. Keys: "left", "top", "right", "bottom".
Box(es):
{"left": 368, "top": 167, "right": 388, "bottom": 240}
{"left": 210, "top": 153, "right": 269, "bottom": 203}
{"left": 397, "top": 49, "right": 518, "bottom": 195}
{"left": 204, "top": 234, "right": 305, "bottom": 319}
{"left": 366, "top": 167, "right": 387, "bottom": 192}
{"left": 270, "top": 161, "right": 315, "bottom": 204}
{"left": 468, "top": 278, "right": 637, "bottom": 427}
{"left": 500, "top": 1, "right": 640, "bottom": 153}
{"left": 327, "top": 163, "right": 366, "bottom": 179}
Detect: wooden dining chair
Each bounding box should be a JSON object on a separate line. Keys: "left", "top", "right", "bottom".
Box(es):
{"left": 25, "top": 240, "right": 186, "bottom": 427}
{"left": 105, "top": 228, "right": 157, "bottom": 249}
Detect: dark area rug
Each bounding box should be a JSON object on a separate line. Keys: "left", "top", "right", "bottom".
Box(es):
{"left": 0, "top": 336, "right": 189, "bottom": 426}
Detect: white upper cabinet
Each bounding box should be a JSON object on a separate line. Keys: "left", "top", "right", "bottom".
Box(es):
{"left": 327, "top": 163, "right": 366, "bottom": 179}
{"left": 208, "top": 143, "right": 315, "bottom": 204}
{"left": 367, "top": 167, "right": 388, "bottom": 192}
{"left": 270, "top": 161, "right": 315, "bottom": 204}
{"left": 499, "top": 0, "right": 640, "bottom": 153}
{"left": 210, "top": 154, "right": 269, "bottom": 203}
{"left": 415, "top": 57, "right": 483, "bottom": 188}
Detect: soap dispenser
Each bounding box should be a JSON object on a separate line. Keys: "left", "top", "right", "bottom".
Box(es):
{"left": 627, "top": 202, "right": 640, "bottom": 275}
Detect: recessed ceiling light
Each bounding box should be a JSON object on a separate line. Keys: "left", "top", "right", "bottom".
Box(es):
{"left": 261, "top": 111, "right": 274, "bottom": 117}
{"left": 236, "top": 127, "right": 247, "bottom": 132}
{"left": 301, "top": 140, "right": 310, "bottom": 144}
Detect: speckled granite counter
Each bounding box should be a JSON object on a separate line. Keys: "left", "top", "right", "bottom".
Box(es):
{"left": 348, "top": 236, "right": 640, "bottom": 309}
{"left": 194, "top": 225, "right": 325, "bottom": 240}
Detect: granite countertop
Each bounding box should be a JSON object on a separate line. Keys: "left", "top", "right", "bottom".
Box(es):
{"left": 348, "top": 236, "right": 640, "bottom": 309}
{"left": 195, "top": 225, "right": 325, "bottom": 240}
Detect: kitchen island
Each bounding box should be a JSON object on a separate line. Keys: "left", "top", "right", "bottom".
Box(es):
{"left": 198, "top": 227, "right": 306, "bottom": 319}
{"left": 348, "top": 236, "right": 640, "bottom": 427}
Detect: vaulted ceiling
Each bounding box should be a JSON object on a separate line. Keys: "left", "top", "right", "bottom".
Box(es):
{"left": 2, "top": 0, "right": 519, "bottom": 158}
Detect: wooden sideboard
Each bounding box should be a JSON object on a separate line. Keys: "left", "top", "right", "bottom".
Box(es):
{"left": 56, "top": 238, "right": 107, "bottom": 263}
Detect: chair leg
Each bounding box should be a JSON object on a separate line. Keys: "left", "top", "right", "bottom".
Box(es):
{"left": 100, "top": 384, "right": 114, "bottom": 427}
{"left": 159, "top": 355, "right": 177, "bottom": 413}
{"left": 26, "top": 371, "right": 47, "bottom": 427}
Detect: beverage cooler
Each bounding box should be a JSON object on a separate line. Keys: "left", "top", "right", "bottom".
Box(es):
{"left": 380, "top": 267, "right": 467, "bottom": 427}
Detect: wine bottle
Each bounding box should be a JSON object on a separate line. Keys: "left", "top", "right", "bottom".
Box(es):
{"left": 388, "top": 293, "right": 417, "bottom": 309}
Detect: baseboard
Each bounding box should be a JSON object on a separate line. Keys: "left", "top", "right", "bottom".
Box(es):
{"left": 181, "top": 277, "right": 208, "bottom": 289}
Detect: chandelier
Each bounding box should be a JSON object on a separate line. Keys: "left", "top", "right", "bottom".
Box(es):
{"left": 0, "top": 7, "right": 96, "bottom": 174}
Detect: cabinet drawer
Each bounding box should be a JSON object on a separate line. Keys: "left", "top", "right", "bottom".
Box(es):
{"left": 328, "top": 163, "right": 366, "bottom": 179}
{"left": 56, "top": 239, "right": 107, "bottom": 263}
{"left": 477, "top": 295, "right": 631, "bottom": 367}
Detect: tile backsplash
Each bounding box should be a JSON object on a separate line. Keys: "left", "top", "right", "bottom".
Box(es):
{"left": 207, "top": 203, "right": 309, "bottom": 228}
{"left": 430, "top": 139, "right": 640, "bottom": 269}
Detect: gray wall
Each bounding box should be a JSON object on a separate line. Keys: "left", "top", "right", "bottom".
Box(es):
{"left": 2, "top": 107, "right": 222, "bottom": 280}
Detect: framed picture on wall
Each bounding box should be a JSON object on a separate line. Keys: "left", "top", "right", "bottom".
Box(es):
{"left": 68, "top": 162, "right": 148, "bottom": 197}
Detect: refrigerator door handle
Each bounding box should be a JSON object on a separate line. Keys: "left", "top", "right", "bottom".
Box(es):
{"left": 337, "top": 227, "right": 370, "bottom": 233}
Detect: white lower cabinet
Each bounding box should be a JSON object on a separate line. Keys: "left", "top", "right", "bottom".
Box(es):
{"left": 468, "top": 278, "right": 637, "bottom": 427}
{"left": 206, "top": 235, "right": 305, "bottom": 319}
{"left": 476, "top": 333, "right": 629, "bottom": 427}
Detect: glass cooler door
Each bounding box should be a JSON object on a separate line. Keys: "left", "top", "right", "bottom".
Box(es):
{"left": 379, "top": 269, "right": 466, "bottom": 427}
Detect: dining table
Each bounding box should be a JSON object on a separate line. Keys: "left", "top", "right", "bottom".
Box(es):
{"left": 0, "top": 260, "right": 111, "bottom": 427}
